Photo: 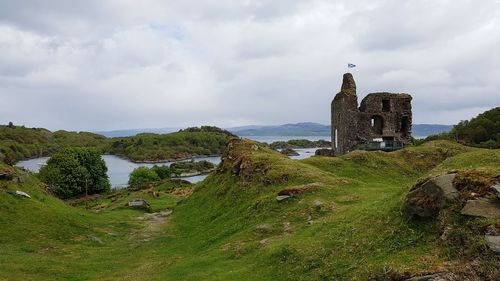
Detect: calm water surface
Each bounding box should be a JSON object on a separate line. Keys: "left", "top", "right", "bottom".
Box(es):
{"left": 16, "top": 155, "right": 220, "bottom": 188}
{"left": 16, "top": 136, "right": 329, "bottom": 188}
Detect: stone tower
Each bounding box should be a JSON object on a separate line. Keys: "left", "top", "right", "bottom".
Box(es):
{"left": 331, "top": 73, "right": 412, "bottom": 156}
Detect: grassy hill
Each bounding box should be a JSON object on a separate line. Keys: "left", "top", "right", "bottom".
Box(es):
{"left": 107, "top": 127, "right": 234, "bottom": 162}
{"left": 0, "top": 125, "right": 233, "bottom": 164}
{"left": 1, "top": 140, "right": 498, "bottom": 280}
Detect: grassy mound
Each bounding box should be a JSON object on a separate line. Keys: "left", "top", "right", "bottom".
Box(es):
{"left": 0, "top": 140, "right": 498, "bottom": 280}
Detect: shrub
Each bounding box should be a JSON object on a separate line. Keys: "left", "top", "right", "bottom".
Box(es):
{"left": 39, "top": 148, "right": 110, "bottom": 198}
{"left": 151, "top": 165, "right": 172, "bottom": 179}
{"left": 128, "top": 166, "right": 160, "bottom": 188}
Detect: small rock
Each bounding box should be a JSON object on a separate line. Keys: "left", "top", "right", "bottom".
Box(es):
{"left": 460, "top": 199, "right": 500, "bottom": 219}
{"left": 485, "top": 235, "right": 500, "bottom": 253}
{"left": 259, "top": 238, "right": 269, "bottom": 245}
{"left": 158, "top": 210, "right": 173, "bottom": 217}
{"left": 491, "top": 184, "right": 500, "bottom": 200}
{"left": 15, "top": 190, "right": 31, "bottom": 198}
{"left": 89, "top": 235, "right": 104, "bottom": 244}
{"left": 276, "top": 195, "right": 291, "bottom": 201}
{"left": 307, "top": 215, "right": 314, "bottom": 225}
{"left": 283, "top": 222, "right": 292, "bottom": 233}
{"left": 313, "top": 200, "right": 323, "bottom": 207}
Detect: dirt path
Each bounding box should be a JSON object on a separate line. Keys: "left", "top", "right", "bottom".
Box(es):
{"left": 130, "top": 210, "right": 172, "bottom": 241}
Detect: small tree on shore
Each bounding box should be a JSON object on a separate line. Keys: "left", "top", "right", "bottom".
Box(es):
{"left": 39, "top": 148, "right": 110, "bottom": 198}
{"left": 128, "top": 166, "right": 160, "bottom": 188}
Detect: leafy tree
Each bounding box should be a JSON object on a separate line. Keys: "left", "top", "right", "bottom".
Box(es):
{"left": 39, "top": 148, "right": 110, "bottom": 198}
{"left": 151, "top": 165, "right": 172, "bottom": 179}
{"left": 420, "top": 107, "right": 500, "bottom": 149}
{"left": 128, "top": 166, "right": 160, "bottom": 188}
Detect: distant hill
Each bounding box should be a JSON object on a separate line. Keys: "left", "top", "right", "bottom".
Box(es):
{"left": 96, "top": 127, "right": 180, "bottom": 137}
{"left": 95, "top": 123, "right": 453, "bottom": 138}
{"left": 227, "top": 122, "right": 331, "bottom": 136}
{"left": 412, "top": 124, "right": 453, "bottom": 138}
{"left": 227, "top": 122, "right": 452, "bottom": 138}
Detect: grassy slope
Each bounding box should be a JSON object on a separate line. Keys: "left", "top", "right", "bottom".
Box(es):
{"left": 1, "top": 140, "right": 498, "bottom": 280}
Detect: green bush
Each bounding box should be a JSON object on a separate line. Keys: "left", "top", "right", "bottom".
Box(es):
{"left": 151, "top": 165, "right": 172, "bottom": 179}
{"left": 128, "top": 166, "right": 160, "bottom": 188}
{"left": 39, "top": 148, "right": 110, "bottom": 198}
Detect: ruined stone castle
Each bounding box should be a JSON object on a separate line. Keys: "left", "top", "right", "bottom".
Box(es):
{"left": 331, "top": 73, "right": 412, "bottom": 156}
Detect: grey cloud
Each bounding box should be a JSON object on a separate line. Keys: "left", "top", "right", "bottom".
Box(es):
{"left": 0, "top": 0, "right": 499, "bottom": 131}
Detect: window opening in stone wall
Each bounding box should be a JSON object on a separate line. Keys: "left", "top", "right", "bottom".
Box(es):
{"left": 382, "top": 99, "right": 391, "bottom": 112}
{"left": 334, "top": 128, "right": 338, "bottom": 149}
{"left": 371, "top": 115, "right": 383, "bottom": 134}
{"left": 401, "top": 116, "right": 409, "bottom": 136}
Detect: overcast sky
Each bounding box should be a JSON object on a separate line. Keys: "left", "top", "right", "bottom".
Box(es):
{"left": 0, "top": 0, "right": 499, "bottom": 131}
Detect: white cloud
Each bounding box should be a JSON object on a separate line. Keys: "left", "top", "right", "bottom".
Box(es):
{"left": 0, "top": 0, "right": 499, "bottom": 131}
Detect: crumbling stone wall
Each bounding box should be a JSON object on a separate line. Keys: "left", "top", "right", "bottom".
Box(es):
{"left": 331, "top": 73, "right": 412, "bottom": 156}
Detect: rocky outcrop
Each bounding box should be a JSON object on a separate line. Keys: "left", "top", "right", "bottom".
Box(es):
{"left": 460, "top": 198, "right": 500, "bottom": 219}
{"left": 315, "top": 148, "right": 335, "bottom": 157}
{"left": 280, "top": 148, "right": 299, "bottom": 156}
{"left": 404, "top": 174, "right": 458, "bottom": 217}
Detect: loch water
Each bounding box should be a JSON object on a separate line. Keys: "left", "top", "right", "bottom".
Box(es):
{"left": 16, "top": 136, "right": 330, "bottom": 188}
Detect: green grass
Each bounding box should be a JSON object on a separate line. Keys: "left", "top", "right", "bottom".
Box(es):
{"left": 0, "top": 140, "right": 498, "bottom": 280}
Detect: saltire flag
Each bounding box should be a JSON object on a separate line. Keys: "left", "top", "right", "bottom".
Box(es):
{"left": 348, "top": 63, "right": 356, "bottom": 68}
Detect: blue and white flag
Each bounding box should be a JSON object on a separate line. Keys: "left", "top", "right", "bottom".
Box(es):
{"left": 348, "top": 63, "right": 356, "bottom": 68}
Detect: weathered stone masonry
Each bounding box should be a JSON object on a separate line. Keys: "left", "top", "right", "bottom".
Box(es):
{"left": 331, "top": 73, "right": 412, "bottom": 156}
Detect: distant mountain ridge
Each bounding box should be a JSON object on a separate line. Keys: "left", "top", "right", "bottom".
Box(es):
{"left": 96, "top": 127, "right": 181, "bottom": 137}
{"left": 228, "top": 123, "right": 453, "bottom": 138}
{"left": 228, "top": 122, "right": 330, "bottom": 136}
{"left": 96, "top": 123, "right": 453, "bottom": 138}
